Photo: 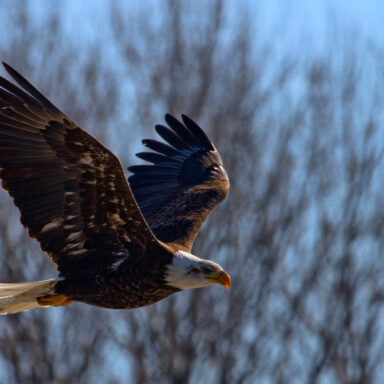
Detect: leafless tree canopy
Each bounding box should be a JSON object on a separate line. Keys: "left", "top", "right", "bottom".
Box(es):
{"left": 1, "top": 1, "right": 384, "bottom": 383}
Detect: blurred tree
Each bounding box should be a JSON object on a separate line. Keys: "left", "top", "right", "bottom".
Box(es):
{"left": 1, "top": 1, "right": 384, "bottom": 384}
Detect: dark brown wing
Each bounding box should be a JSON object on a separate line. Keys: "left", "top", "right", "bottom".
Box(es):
{"left": 0, "top": 62, "right": 161, "bottom": 274}
{"left": 128, "top": 114, "right": 229, "bottom": 252}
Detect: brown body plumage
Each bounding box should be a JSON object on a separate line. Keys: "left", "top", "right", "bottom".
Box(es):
{"left": 56, "top": 242, "right": 178, "bottom": 309}
{"left": 0, "top": 63, "right": 230, "bottom": 314}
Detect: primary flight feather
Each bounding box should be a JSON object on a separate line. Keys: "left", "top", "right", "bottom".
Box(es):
{"left": 0, "top": 63, "right": 230, "bottom": 315}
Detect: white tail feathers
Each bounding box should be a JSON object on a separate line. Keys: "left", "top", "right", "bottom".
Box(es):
{"left": 0, "top": 279, "right": 57, "bottom": 315}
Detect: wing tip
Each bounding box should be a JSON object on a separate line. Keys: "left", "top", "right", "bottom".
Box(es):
{"left": 165, "top": 113, "right": 191, "bottom": 121}
{"left": 164, "top": 113, "right": 177, "bottom": 126}
{"left": 2, "top": 62, "right": 16, "bottom": 77}
{"left": 154, "top": 124, "right": 164, "bottom": 133}
{"left": 181, "top": 114, "right": 215, "bottom": 150}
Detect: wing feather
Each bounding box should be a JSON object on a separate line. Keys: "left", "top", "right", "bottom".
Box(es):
{"left": 142, "top": 139, "right": 182, "bottom": 157}
{"left": 136, "top": 151, "right": 182, "bottom": 164}
{"left": 164, "top": 114, "right": 198, "bottom": 146}
{"left": 128, "top": 114, "right": 229, "bottom": 252}
{"left": 0, "top": 63, "right": 162, "bottom": 274}
{"left": 155, "top": 124, "right": 190, "bottom": 150}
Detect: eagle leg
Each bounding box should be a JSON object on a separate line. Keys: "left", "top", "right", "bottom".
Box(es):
{"left": 37, "top": 294, "right": 74, "bottom": 307}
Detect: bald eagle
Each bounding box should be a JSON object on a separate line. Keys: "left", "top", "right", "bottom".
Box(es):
{"left": 0, "top": 63, "right": 230, "bottom": 315}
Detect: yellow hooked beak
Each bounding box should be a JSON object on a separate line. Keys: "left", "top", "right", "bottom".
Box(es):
{"left": 206, "top": 270, "right": 231, "bottom": 289}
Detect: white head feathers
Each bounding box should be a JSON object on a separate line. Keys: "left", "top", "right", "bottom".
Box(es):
{"left": 165, "top": 250, "right": 231, "bottom": 291}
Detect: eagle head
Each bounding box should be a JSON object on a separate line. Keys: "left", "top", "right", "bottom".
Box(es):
{"left": 165, "top": 250, "right": 231, "bottom": 290}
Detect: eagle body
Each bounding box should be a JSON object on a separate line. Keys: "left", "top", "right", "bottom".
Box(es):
{"left": 56, "top": 244, "right": 178, "bottom": 309}
{"left": 0, "top": 63, "right": 230, "bottom": 315}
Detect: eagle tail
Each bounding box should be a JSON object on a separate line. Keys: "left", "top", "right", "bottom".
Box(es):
{"left": 0, "top": 279, "right": 58, "bottom": 315}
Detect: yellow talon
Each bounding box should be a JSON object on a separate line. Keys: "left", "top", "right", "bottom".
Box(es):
{"left": 37, "top": 294, "right": 74, "bottom": 307}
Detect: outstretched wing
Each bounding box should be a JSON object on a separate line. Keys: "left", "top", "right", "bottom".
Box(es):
{"left": 128, "top": 114, "right": 229, "bottom": 252}
{"left": 0, "top": 63, "right": 160, "bottom": 274}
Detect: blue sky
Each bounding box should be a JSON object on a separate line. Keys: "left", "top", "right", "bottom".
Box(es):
{"left": 2, "top": 0, "right": 383, "bottom": 58}
{"left": 56, "top": 0, "right": 384, "bottom": 57}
